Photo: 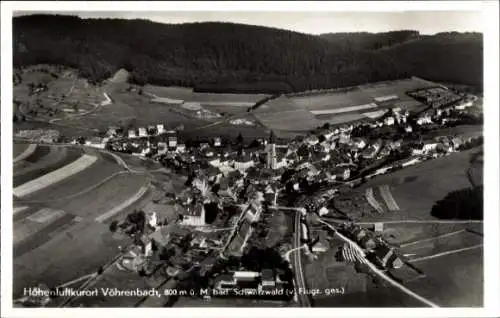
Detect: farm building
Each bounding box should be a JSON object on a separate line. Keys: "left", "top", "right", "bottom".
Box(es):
{"left": 168, "top": 136, "right": 178, "bottom": 148}
{"left": 417, "top": 114, "right": 433, "bottom": 125}
{"left": 373, "top": 222, "right": 384, "bottom": 233}
{"left": 384, "top": 116, "right": 395, "bottom": 126}
{"left": 128, "top": 129, "right": 137, "bottom": 138}
{"left": 106, "top": 126, "right": 119, "bottom": 137}
{"left": 352, "top": 138, "right": 367, "bottom": 149}
{"left": 374, "top": 245, "right": 403, "bottom": 269}
{"left": 85, "top": 137, "right": 106, "bottom": 149}
{"left": 264, "top": 185, "right": 277, "bottom": 205}
{"left": 318, "top": 206, "right": 329, "bottom": 216}
{"left": 362, "top": 145, "right": 378, "bottom": 159}
{"left": 244, "top": 203, "right": 262, "bottom": 223}
{"left": 261, "top": 269, "right": 275, "bottom": 287}
{"left": 138, "top": 127, "right": 148, "bottom": 137}
{"left": 234, "top": 271, "right": 261, "bottom": 282}
{"left": 181, "top": 203, "right": 206, "bottom": 227}
{"left": 301, "top": 223, "right": 309, "bottom": 241}
{"left": 213, "top": 137, "right": 222, "bottom": 147}
{"left": 214, "top": 274, "right": 237, "bottom": 289}
{"left": 311, "top": 240, "right": 328, "bottom": 253}
{"left": 342, "top": 168, "right": 351, "bottom": 181}
{"left": 176, "top": 144, "right": 186, "bottom": 152}
{"left": 156, "top": 124, "right": 165, "bottom": 134}
{"left": 234, "top": 150, "right": 254, "bottom": 171}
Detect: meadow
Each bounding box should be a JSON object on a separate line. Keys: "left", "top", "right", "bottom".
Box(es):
{"left": 14, "top": 146, "right": 83, "bottom": 187}
{"left": 145, "top": 85, "right": 268, "bottom": 103}
{"left": 357, "top": 149, "right": 481, "bottom": 221}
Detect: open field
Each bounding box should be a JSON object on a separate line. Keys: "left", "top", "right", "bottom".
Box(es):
{"left": 401, "top": 229, "right": 482, "bottom": 260}
{"left": 356, "top": 148, "right": 481, "bottom": 221}
{"left": 251, "top": 78, "right": 433, "bottom": 133}
{"left": 426, "top": 125, "right": 483, "bottom": 139}
{"left": 13, "top": 218, "right": 131, "bottom": 298}
{"left": 381, "top": 223, "right": 483, "bottom": 247}
{"left": 14, "top": 154, "right": 98, "bottom": 198}
{"left": 289, "top": 77, "right": 432, "bottom": 112}
{"left": 315, "top": 113, "right": 368, "bottom": 125}
{"left": 13, "top": 143, "right": 34, "bottom": 161}
{"left": 180, "top": 121, "right": 269, "bottom": 140}
{"left": 11, "top": 140, "right": 188, "bottom": 306}
{"left": 13, "top": 150, "right": 167, "bottom": 302}
{"left": 14, "top": 69, "right": 440, "bottom": 138}
{"left": 20, "top": 153, "right": 122, "bottom": 202}
{"left": 14, "top": 146, "right": 83, "bottom": 187}
{"left": 45, "top": 173, "right": 150, "bottom": 221}
{"left": 95, "top": 185, "right": 149, "bottom": 223}
{"left": 13, "top": 143, "right": 29, "bottom": 157}
{"left": 303, "top": 232, "right": 425, "bottom": 307}
{"left": 145, "top": 85, "right": 269, "bottom": 103}
{"left": 403, "top": 247, "right": 482, "bottom": 307}
{"left": 254, "top": 109, "right": 321, "bottom": 132}
{"left": 305, "top": 223, "right": 482, "bottom": 307}
{"left": 202, "top": 104, "right": 254, "bottom": 116}
{"left": 292, "top": 92, "right": 370, "bottom": 111}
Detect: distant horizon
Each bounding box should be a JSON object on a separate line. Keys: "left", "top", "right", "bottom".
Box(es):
{"left": 13, "top": 11, "right": 483, "bottom": 36}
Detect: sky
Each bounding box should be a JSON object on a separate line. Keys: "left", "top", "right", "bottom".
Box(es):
{"left": 13, "top": 10, "right": 483, "bottom": 35}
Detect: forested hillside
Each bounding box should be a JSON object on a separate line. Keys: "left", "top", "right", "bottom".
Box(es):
{"left": 13, "top": 15, "right": 483, "bottom": 93}
{"left": 319, "top": 30, "right": 421, "bottom": 51}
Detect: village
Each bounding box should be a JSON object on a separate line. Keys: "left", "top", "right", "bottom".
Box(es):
{"left": 15, "top": 86, "right": 483, "bottom": 304}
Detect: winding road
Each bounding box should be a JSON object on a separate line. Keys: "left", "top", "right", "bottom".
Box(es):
{"left": 291, "top": 207, "right": 312, "bottom": 307}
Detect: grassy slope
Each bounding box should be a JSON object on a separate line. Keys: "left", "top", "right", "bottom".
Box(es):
{"left": 13, "top": 143, "right": 29, "bottom": 158}
{"left": 357, "top": 148, "right": 481, "bottom": 221}
{"left": 14, "top": 146, "right": 83, "bottom": 187}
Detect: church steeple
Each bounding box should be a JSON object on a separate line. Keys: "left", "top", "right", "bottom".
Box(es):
{"left": 266, "top": 130, "right": 277, "bottom": 170}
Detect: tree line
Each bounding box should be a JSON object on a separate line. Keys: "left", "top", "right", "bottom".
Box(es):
{"left": 13, "top": 15, "right": 483, "bottom": 93}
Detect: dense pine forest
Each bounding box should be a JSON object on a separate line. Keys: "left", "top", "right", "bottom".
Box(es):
{"left": 13, "top": 14, "right": 483, "bottom": 93}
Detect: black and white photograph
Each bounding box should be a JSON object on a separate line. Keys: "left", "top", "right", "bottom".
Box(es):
{"left": 1, "top": 1, "right": 499, "bottom": 316}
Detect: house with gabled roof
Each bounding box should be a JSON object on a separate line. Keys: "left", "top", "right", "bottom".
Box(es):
{"left": 234, "top": 149, "right": 254, "bottom": 171}
{"left": 181, "top": 203, "right": 206, "bottom": 227}
{"left": 138, "top": 127, "right": 148, "bottom": 137}
{"left": 128, "top": 129, "right": 137, "bottom": 138}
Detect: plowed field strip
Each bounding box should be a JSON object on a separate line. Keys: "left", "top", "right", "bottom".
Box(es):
{"left": 379, "top": 185, "right": 400, "bottom": 211}
{"left": 14, "top": 146, "right": 81, "bottom": 186}
{"left": 14, "top": 144, "right": 37, "bottom": 163}
{"left": 14, "top": 154, "right": 98, "bottom": 198}
{"left": 95, "top": 185, "right": 149, "bottom": 223}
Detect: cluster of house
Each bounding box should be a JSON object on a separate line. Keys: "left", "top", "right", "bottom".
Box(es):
{"left": 15, "top": 129, "right": 60, "bottom": 143}
{"left": 341, "top": 223, "right": 404, "bottom": 270}
{"left": 103, "top": 124, "right": 184, "bottom": 156}
{"left": 151, "top": 100, "right": 479, "bottom": 217}
{"left": 407, "top": 86, "right": 464, "bottom": 108}
{"left": 414, "top": 95, "right": 478, "bottom": 128}
{"left": 212, "top": 269, "right": 285, "bottom": 297}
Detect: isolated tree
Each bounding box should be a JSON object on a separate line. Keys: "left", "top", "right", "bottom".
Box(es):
{"left": 109, "top": 220, "right": 119, "bottom": 233}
